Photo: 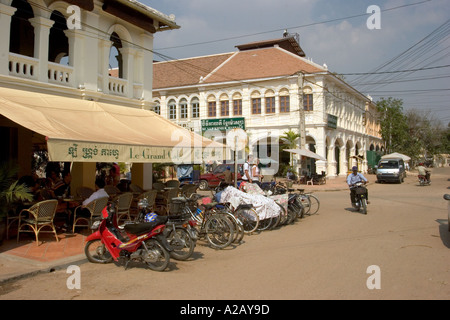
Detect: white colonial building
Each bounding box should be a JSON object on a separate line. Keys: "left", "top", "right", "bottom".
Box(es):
{"left": 0, "top": 0, "right": 181, "bottom": 190}
{"left": 152, "top": 36, "right": 383, "bottom": 177}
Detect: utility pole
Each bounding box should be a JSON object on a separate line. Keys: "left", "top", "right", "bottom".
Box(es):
{"left": 298, "top": 72, "right": 306, "bottom": 149}
{"left": 298, "top": 72, "right": 306, "bottom": 177}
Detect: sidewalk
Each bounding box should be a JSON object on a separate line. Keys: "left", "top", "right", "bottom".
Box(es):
{"left": 0, "top": 176, "right": 350, "bottom": 285}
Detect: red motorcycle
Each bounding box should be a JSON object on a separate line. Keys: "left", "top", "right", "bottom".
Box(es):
{"left": 84, "top": 203, "right": 172, "bottom": 271}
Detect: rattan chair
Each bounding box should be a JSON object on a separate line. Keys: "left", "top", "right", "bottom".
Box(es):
{"left": 104, "top": 185, "right": 121, "bottom": 198}
{"left": 129, "top": 183, "right": 144, "bottom": 195}
{"left": 166, "top": 180, "right": 180, "bottom": 188}
{"left": 180, "top": 184, "right": 198, "bottom": 197}
{"left": 76, "top": 186, "right": 94, "bottom": 201}
{"left": 72, "top": 196, "right": 109, "bottom": 233}
{"left": 17, "top": 199, "right": 59, "bottom": 245}
{"left": 113, "top": 192, "right": 134, "bottom": 222}
{"left": 156, "top": 187, "right": 180, "bottom": 215}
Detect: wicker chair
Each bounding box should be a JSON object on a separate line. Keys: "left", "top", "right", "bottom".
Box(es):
{"left": 104, "top": 185, "right": 121, "bottom": 198}
{"left": 76, "top": 186, "right": 94, "bottom": 201}
{"left": 72, "top": 197, "right": 109, "bottom": 233}
{"left": 180, "top": 184, "right": 198, "bottom": 197}
{"left": 166, "top": 180, "right": 180, "bottom": 188}
{"left": 17, "top": 199, "right": 59, "bottom": 245}
{"left": 129, "top": 183, "right": 144, "bottom": 194}
{"left": 156, "top": 187, "right": 180, "bottom": 215}
{"left": 113, "top": 192, "right": 134, "bottom": 222}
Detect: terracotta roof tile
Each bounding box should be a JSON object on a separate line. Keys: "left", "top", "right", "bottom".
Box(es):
{"left": 153, "top": 47, "right": 325, "bottom": 89}
{"left": 153, "top": 53, "right": 233, "bottom": 89}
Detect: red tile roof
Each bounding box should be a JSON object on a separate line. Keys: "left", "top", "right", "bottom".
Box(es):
{"left": 153, "top": 47, "right": 325, "bottom": 90}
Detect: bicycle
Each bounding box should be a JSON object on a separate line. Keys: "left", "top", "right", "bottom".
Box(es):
{"left": 182, "top": 194, "right": 235, "bottom": 249}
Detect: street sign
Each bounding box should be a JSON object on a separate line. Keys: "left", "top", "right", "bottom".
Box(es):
{"left": 201, "top": 117, "right": 245, "bottom": 132}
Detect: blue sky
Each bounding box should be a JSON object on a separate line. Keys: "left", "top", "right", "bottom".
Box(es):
{"left": 143, "top": 0, "right": 450, "bottom": 124}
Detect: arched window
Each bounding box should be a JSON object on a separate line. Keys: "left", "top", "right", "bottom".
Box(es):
{"left": 109, "top": 32, "right": 123, "bottom": 78}
{"left": 49, "top": 10, "right": 69, "bottom": 64}
{"left": 279, "top": 88, "right": 290, "bottom": 113}
{"left": 303, "top": 86, "right": 313, "bottom": 111}
{"left": 180, "top": 98, "right": 188, "bottom": 119}
{"left": 251, "top": 91, "right": 261, "bottom": 115}
{"left": 207, "top": 95, "right": 216, "bottom": 118}
{"left": 168, "top": 99, "right": 177, "bottom": 120}
{"left": 220, "top": 94, "right": 229, "bottom": 116}
{"left": 191, "top": 97, "right": 200, "bottom": 118}
{"left": 9, "top": 0, "right": 35, "bottom": 57}
{"left": 265, "top": 90, "right": 275, "bottom": 114}
{"left": 153, "top": 100, "right": 161, "bottom": 115}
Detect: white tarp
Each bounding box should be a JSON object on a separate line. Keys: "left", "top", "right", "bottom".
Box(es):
{"left": 381, "top": 152, "right": 411, "bottom": 161}
{"left": 284, "top": 148, "right": 326, "bottom": 161}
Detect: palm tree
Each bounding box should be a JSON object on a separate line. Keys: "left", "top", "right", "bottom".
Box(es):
{"left": 280, "top": 129, "right": 301, "bottom": 166}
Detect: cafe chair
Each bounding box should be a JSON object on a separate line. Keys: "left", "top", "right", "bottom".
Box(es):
{"left": 152, "top": 182, "right": 165, "bottom": 192}
{"left": 156, "top": 188, "right": 179, "bottom": 215}
{"left": 76, "top": 186, "right": 94, "bottom": 201}
{"left": 166, "top": 180, "right": 180, "bottom": 188}
{"left": 104, "top": 185, "right": 121, "bottom": 198}
{"left": 180, "top": 184, "right": 198, "bottom": 197}
{"left": 17, "top": 199, "right": 59, "bottom": 245}
{"left": 130, "top": 190, "right": 157, "bottom": 220}
{"left": 113, "top": 192, "right": 134, "bottom": 223}
{"left": 129, "top": 183, "right": 144, "bottom": 195}
{"left": 72, "top": 196, "right": 109, "bottom": 233}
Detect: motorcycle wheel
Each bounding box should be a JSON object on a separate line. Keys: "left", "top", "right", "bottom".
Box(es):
{"left": 361, "top": 199, "right": 368, "bottom": 215}
{"left": 167, "top": 228, "right": 195, "bottom": 261}
{"left": 143, "top": 239, "right": 170, "bottom": 271}
{"left": 85, "top": 239, "right": 113, "bottom": 264}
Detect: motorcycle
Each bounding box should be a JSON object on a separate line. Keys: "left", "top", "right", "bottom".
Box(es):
{"left": 84, "top": 202, "right": 172, "bottom": 271}
{"left": 137, "top": 197, "right": 197, "bottom": 261}
{"left": 351, "top": 181, "right": 368, "bottom": 214}
{"left": 418, "top": 175, "right": 431, "bottom": 186}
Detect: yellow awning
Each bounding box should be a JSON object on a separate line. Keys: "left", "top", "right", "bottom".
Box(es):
{"left": 0, "top": 87, "right": 225, "bottom": 163}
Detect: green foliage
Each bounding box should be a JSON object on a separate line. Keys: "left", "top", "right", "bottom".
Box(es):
{"left": 0, "top": 162, "right": 34, "bottom": 218}
{"left": 376, "top": 97, "right": 449, "bottom": 163}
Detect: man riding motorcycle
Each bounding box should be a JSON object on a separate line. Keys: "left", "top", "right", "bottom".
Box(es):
{"left": 347, "top": 166, "right": 369, "bottom": 208}
{"left": 417, "top": 163, "right": 431, "bottom": 183}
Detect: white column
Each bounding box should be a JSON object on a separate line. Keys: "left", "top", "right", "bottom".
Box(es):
{"left": 29, "top": 16, "right": 54, "bottom": 83}
{"left": 120, "top": 46, "right": 136, "bottom": 99}
{"left": 0, "top": 3, "right": 16, "bottom": 76}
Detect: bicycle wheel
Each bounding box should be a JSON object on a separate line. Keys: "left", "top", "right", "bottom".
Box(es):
{"left": 234, "top": 207, "right": 259, "bottom": 234}
{"left": 220, "top": 211, "right": 244, "bottom": 244}
{"left": 256, "top": 217, "right": 273, "bottom": 231}
{"left": 307, "top": 194, "right": 320, "bottom": 215}
{"left": 298, "top": 194, "right": 311, "bottom": 215}
{"left": 205, "top": 214, "right": 235, "bottom": 249}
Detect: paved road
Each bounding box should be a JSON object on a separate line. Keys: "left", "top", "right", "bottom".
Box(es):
{"left": 1, "top": 167, "right": 449, "bottom": 301}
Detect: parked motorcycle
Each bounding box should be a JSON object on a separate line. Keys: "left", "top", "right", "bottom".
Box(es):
{"left": 84, "top": 202, "right": 172, "bottom": 271}
{"left": 418, "top": 175, "right": 431, "bottom": 186}
{"left": 137, "top": 197, "right": 197, "bottom": 261}
{"left": 351, "top": 181, "right": 368, "bottom": 214}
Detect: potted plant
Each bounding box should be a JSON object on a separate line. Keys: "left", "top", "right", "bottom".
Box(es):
{"left": 0, "top": 162, "right": 34, "bottom": 245}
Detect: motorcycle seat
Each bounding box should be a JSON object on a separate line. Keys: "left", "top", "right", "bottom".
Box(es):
{"left": 124, "top": 216, "right": 168, "bottom": 235}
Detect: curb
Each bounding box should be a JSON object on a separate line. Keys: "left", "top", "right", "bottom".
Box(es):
{"left": 0, "top": 253, "right": 87, "bottom": 285}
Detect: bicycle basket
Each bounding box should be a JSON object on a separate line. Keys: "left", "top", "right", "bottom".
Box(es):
{"left": 169, "top": 197, "right": 186, "bottom": 215}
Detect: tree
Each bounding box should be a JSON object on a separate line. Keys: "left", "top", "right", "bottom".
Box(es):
{"left": 376, "top": 97, "right": 410, "bottom": 154}
{"left": 280, "top": 129, "right": 300, "bottom": 167}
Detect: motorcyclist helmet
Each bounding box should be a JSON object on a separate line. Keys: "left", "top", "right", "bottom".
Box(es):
{"left": 352, "top": 166, "right": 358, "bottom": 171}
{"left": 144, "top": 212, "right": 158, "bottom": 223}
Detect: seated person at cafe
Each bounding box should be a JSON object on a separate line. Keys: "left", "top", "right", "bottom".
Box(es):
{"left": 74, "top": 178, "right": 109, "bottom": 223}
{"left": 83, "top": 178, "right": 109, "bottom": 206}
{"left": 53, "top": 171, "right": 72, "bottom": 198}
